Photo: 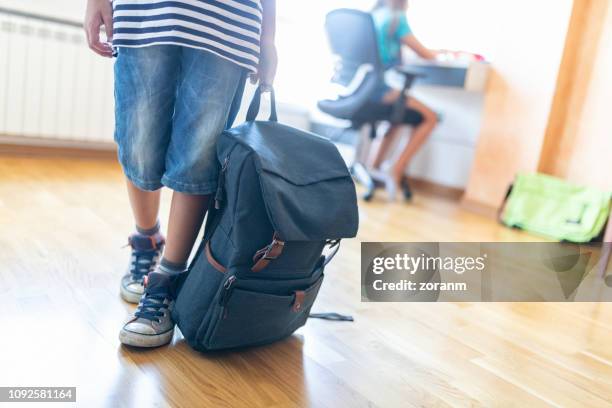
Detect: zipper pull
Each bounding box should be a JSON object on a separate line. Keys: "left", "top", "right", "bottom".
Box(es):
{"left": 224, "top": 275, "right": 236, "bottom": 290}
{"left": 220, "top": 275, "right": 237, "bottom": 319}
{"left": 214, "top": 156, "right": 230, "bottom": 209}
{"left": 219, "top": 275, "right": 236, "bottom": 306}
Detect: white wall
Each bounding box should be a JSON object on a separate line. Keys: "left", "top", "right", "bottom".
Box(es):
{"left": 463, "top": 0, "right": 575, "bottom": 207}
{"left": 407, "top": 86, "right": 484, "bottom": 189}
{"left": 0, "top": 0, "right": 85, "bottom": 21}
{"left": 562, "top": 2, "right": 612, "bottom": 191}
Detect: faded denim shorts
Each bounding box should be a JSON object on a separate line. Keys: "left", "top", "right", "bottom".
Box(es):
{"left": 114, "top": 45, "right": 246, "bottom": 194}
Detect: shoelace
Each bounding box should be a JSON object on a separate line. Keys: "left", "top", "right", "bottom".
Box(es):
{"left": 134, "top": 293, "right": 170, "bottom": 323}
{"left": 129, "top": 250, "right": 158, "bottom": 282}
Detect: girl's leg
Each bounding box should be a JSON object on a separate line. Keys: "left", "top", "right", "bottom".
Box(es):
{"left": 371, "top": 89, "right": 403, "bottom": 169}
{"left": 371, "top": 124, "right": 403, "bottom": 169}
{"left": 391, "top": 97, "right": 438, "bottom": 184}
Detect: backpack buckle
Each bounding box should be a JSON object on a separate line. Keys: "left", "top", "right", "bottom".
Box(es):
{"left": 263, "top": 234, "right": 285, "bottom": 260}
{"left": 252, "top": 232, "right": 285, "bottom": 272}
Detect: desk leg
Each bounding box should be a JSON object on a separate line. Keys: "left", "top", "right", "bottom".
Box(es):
{"left": 598, "top": 213, "right": 612, "bottom": 278}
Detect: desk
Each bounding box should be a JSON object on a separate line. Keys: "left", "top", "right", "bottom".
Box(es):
{"left": 400, "top": 60, "right": 490, "bottom": 91}
{"left": 391, "top": 60, "right": 491, "bottom": 189}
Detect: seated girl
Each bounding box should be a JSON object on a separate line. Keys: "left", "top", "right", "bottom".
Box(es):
{"left": 370, "top": 0, "right": 439, "bottom": 200}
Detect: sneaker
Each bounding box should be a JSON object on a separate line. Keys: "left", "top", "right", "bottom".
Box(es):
{"left": 120, "top": 233, "right": 164, "bottom": 303}
{"left": 119, "top": 272, "right": 175, "bottom": 348}
{"left": 401, "top": 176, "right": 413, "bottom": 201}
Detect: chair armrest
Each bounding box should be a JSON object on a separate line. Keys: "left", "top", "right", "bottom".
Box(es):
{"left": 393, "top": 67, "right": 426, "bottom": 93}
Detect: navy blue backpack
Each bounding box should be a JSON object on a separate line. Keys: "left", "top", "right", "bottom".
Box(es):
{"left": 172, "top": 87, "right": 359, "bottom": 351}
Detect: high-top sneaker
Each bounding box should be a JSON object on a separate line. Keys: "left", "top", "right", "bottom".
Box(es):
{"left": 119, "top": 272, "right": 175, "bottom": 347}
{"left": 120, "top": 233, "right": 164, "bottom": 303}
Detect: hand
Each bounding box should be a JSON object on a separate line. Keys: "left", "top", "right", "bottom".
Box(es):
{"left": 84, "top": 0, "right": 114, "bottom": 57}
{"left": 250, "top": 41, "right": 277, "bottom": 91}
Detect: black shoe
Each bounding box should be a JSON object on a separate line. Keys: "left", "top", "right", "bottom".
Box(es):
{"left": 401, "top": 177, "right": 413, "bottom": 201}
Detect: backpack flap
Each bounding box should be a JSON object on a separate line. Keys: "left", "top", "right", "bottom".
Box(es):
{"left": 224, "top": 86, "right": 359, "bottom": 241}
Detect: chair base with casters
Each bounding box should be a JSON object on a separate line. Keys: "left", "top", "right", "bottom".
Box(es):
{"left": 348, "top": 122, "right": 405, "bottom": 202}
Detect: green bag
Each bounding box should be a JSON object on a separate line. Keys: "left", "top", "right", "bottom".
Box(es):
{"left": 501, "top": 173, "right": 611, "bottom": 243}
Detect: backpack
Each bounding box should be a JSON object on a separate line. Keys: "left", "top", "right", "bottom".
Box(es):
{"left": 501, "top": 172, "right": 611, "bottom": 243}
{"left": 172, "top": 86, "right": 359, "bottom": 351}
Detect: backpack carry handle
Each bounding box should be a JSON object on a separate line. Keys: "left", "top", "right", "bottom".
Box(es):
{"left": 246, "top": 85, "right": 278, "bottom": 122}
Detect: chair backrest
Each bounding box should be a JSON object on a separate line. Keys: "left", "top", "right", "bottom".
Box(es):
{"left": 324, "top": 9, "right": 382, "bottom": 85}
{"left": 317, "top": 9, "right": 383, "bottom": 120}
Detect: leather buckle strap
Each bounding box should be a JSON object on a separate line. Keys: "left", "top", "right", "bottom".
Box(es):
{"left": 205, "top": 233, "right": 285, "bottom": 274}
{"left": 251, "top": 232, "right": 285, "bottom": 272}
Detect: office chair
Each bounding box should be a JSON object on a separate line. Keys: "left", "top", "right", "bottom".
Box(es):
{"left": 317, "top": 8, "right": 424, "bottom": 201}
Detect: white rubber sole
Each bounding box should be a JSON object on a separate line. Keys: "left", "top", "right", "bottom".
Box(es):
{"left": 119, "top": 327, "right": 174, "bottom": 348}
{"left": 120, "top": 284, "right": 144, "bottom": 304}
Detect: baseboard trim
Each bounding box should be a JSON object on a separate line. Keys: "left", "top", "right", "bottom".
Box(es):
{"left": 408, "top": 177, "right": 464, "bottom": 201}
{"left": 0, "top": 135, "right": 116, "bottom": 160}
{"left": 460, "top": 198, "right": 499, "bottom": 219}
{"left": 0, "top": 136, "right": 480, "bottom": 208}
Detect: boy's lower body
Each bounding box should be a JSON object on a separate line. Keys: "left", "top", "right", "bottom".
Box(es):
{"left": 113, "top": 45, "right": 246, "bottom": 347}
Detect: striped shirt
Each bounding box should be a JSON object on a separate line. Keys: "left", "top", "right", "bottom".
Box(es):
{"left": 112, "top": 0, "right": 262, "bottom": 72}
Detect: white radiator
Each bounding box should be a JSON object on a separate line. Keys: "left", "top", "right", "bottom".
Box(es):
{"left": 0, "top": 9, "right": 115, "bottom": 144}
{"left": 0, "top": 8, "right": 312, "bottom": 149}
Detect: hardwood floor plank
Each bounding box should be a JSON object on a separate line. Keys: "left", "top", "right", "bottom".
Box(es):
{"left": 1, "top": 156, "right": 611, "bottom": 407}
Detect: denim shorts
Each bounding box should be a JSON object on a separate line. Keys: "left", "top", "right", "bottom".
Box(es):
{"left": 114, "top": 45, "right": 246, "bottom": 194}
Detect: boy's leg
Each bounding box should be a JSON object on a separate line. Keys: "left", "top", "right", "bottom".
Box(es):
{"left": 120, "top": 180, "right": 165, "bottom": 303}
{"left": 149, "top": 68, "right": 246, "bottom": 273}
{"left": 161, "top": 192, "right": 210, "bottom": 270}
{"left": 120, "top": 48, "right": 246, "bottom": 348}
{"left": 113, "top": 45, "right": 180, "bottom": 303}
{"left": 126, "top": 180, "right": 161, "bottom": 231}
{"left": 154, "top": 48, "right": 245, "bottom": 273}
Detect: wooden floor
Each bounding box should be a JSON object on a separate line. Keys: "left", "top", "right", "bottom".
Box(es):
{"left": 1, "top": 156, "right": 611, "bottom": 408}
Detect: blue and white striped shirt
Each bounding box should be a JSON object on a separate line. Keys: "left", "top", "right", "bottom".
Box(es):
{"left": 112, "top": 0, "right": 262, "bottom": 72}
